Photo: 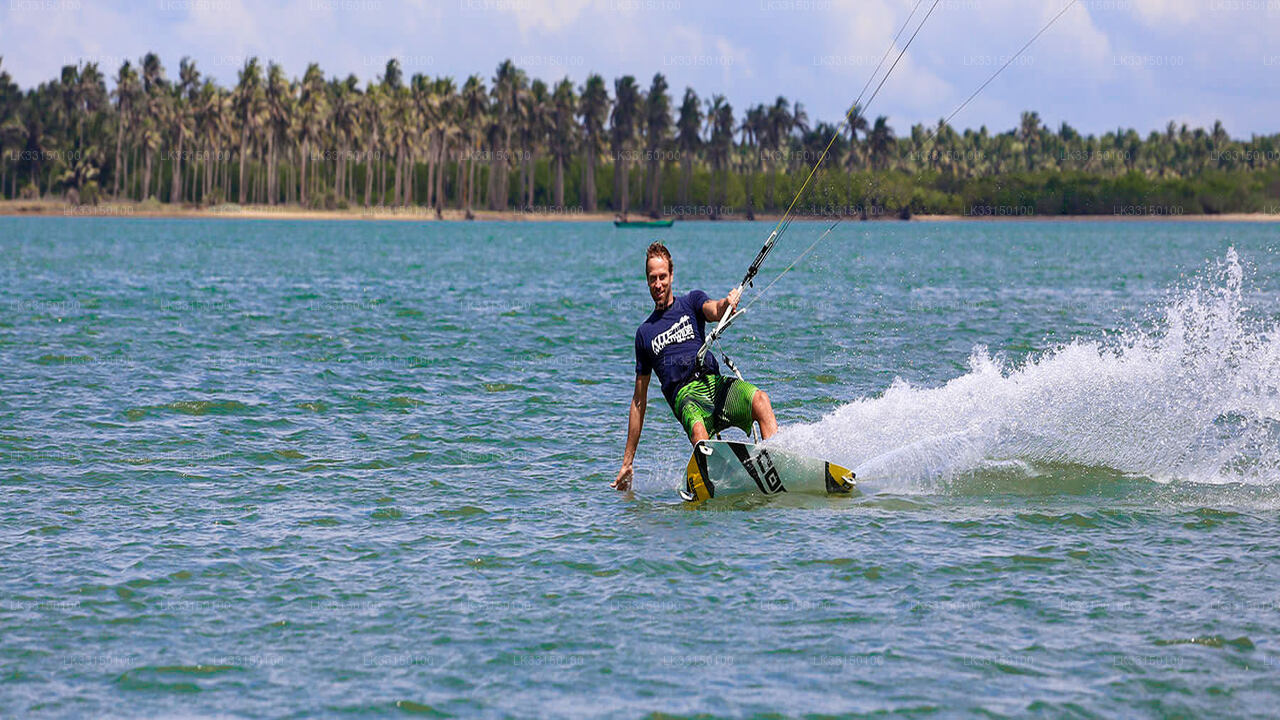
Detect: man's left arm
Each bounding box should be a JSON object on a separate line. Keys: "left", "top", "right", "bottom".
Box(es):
{"left": 702, "top": 286, "right": 742, "bottom": 322}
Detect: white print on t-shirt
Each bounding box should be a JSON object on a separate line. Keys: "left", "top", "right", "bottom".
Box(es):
{"left": 651, "top": 314, "right": 694, "bottom": 355}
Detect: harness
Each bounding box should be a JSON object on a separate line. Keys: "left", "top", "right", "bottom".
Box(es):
{"left": 682, "top": 350, "right": 753, "bottom": 442}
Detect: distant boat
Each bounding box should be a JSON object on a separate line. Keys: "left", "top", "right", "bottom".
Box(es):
{"left": 614, "top": 218, "right": 674, "bottom": 228}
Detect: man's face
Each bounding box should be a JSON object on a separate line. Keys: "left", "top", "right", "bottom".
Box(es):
{"left": 646, "top": 256, "right": 672, "bottom": 306}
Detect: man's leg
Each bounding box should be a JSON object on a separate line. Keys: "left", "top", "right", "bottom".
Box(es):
{"left": 689, "top": 420, "right": 709, "bottom": 445}
{"left": 752, "top": 389, "right": 777, "bottom": 439}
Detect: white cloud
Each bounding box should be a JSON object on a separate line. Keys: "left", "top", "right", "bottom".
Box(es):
{"left": 1129, "top": 0, "right": 1204, "bottom": 25}
{"left": 508, "top": 0, "right": 596, "bottom": 34}
{"left": 824, "top": 0, "right": 953, "bottom": 117}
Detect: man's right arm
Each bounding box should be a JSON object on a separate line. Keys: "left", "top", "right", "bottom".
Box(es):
{"left": 612, "top": 373, "right": 650, "bottom": 491}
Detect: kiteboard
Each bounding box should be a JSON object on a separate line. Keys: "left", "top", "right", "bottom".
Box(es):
{"left": 680, "top": 439, "right": 856, "bottom": 502}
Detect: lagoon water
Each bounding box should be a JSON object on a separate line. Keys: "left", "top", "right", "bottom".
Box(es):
{"left": 2, "top": 217, "right": 1280, "bottom": 717}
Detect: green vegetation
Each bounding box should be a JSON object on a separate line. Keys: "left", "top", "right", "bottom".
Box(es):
{"left": 1, "top": 54, "right": 1278, "bottom": 216}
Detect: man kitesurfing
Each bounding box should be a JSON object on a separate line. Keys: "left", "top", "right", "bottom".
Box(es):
{"left": 611, "top": 242, "right": 777, "bottom": 493}
{"left": 608, "top": 0, "right": 1077, "bottom": 498}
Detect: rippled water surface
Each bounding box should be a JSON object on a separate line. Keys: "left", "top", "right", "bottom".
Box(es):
{"left": 3, "top": 217, "right": 1280, "bottom": 717}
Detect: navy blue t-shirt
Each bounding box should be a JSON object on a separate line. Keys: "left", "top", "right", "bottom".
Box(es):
{"left": 634, "top": 290, "right": 721, "bottom": 409}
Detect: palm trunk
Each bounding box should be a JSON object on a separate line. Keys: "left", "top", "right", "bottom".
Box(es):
{"left": 526, "top": 154, "right": 534, "bottom": 208}
{"left": 454, "top": 150, "right": 463, "bottom": 209}
{"left": 122, "top": 144, "right": 132, "bottom": 200}
{"left": 364, "top": 152, "right": 373, "bottom": 207}
{"left": 487, "top": 153, "right": 497, "bottom": 210}
{"left": 300, "top": 140, "right": 309, "bottom": 207}
{"left": 403, "top": 150, "right": 411, "bottom": 206}
{"left": 554, "top": 156, "right": 564, "bottom": 208}
{"left": 468, "top": 154, "right": 478, "bottom": 212}
{"left": 171, "top": 131, "right": 184, "bottom": 204}
{"left": 465, "top": 156, "right": 476, "bottom": 210}
{"left": 238, "top": 129, "right": 248, "bottom": 204}
{"left": 204, "top": 142, "right": 213, "bottom": 203}
{"left": 406, "top": 148, "right": 414, "bottom": 206}
{"left": 267, "top": 133, "right": 276, "bottom": 204}
{"left": 517, "top": 154, "right": 527, "bottom": 209}
{"left": 379, "top": 152, "right": 386, "bottom": 205}
{"left": 335, "top": 141, "right": 345, "bottom": 202}
{"left": 679, "top": 150, "right": 690, "bottom": 206}
{"left": 113, "top": 116, "right": 125, "bottom": 199}
{"left": 618, "top": 157, "right": 629, "bottom": 214}
{"left": 612, "top": 152, "right": 623, "bottom": 212}
{"left": 436, "top": 138, "right": 448, "bottom": 212}
{"left": 648, "top": 156, "right": 660, "bottom": 215}
{"left": 143, "top": 148, "right": 153, "bottom": 201}
{"left": 185, "top": 150, "right": 194, "bottom": 202}
{"left": 708, "top": 165, "right": 716, "bottom": 216}
{"left": 584, "top": 147, "right": 596, "bottom": 211}
{"left": 427, "top": 139, "right": 437, "bottom": 208}
{"left": 131, "top": 146, "right": 140, "bottom": 199}
{"left": 393, "top": 146, "right": 402, "bottom": 206}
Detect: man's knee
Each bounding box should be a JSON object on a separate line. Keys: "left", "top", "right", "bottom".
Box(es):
{"left": 753, "top": 390, "right": 773, "bottom": 413}
{"left": 690, "top": 421, "right": 709, "bottom": 444}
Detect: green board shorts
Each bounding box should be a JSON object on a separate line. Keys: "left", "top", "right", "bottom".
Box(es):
{"left": 673, "top": 374, "right": 758, "bottom": 438}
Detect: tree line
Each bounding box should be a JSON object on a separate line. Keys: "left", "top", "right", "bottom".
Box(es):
{"left": 1, "top": 54, "right": 1278, "bottom": 216}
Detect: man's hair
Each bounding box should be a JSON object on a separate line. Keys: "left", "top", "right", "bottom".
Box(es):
{"left": 645, "top": 241, "right": 673, "bottom": 275}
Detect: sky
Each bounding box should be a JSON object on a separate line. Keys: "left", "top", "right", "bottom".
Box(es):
{"left": 2, "top": 0, "right": 1279, "bottom": 138}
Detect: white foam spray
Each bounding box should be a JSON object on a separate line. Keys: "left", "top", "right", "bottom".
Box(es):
{"left": 773, "top": 248, "right": 1280, "bottom": 491}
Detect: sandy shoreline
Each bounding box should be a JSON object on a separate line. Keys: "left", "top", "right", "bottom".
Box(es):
{"left": 3, "top": 200, "right": 1279, "bottom": 223}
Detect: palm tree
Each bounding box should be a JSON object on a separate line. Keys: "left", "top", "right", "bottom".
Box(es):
{"left": 192, "top": 79, "right": 219, "bottom": 202}
{"left": 641, "top": 73, "right": 671, "bottom": 216}
{"left": 844, "top": 102, "right": 869, "bottom": 169}
{"left": 740, "top": 103, "right": 765, "bottom": 217}
{"left": 297, "top": 62, "right": 328, "bottom": 206}
{"left": 459, "top": 74, "right": 487, "bottom": 215}
{"left": 384, "top": 63, "right": 413, "bottom": 207}
{"left": 169, "top": 57, "right": 199, "bottom": 204}
{"left": 331, "top": 74, "right": 360, "bottom": 204}
{"left": 263, "top": 62, "right": 292, "bottom": 204}
{"left": 516, "top": 78, "right": 548, "bottom": 209}
{"left": 577, "top": 73, "right": 608, "bottom": 212}
{"left": 411, "top": 73, "right": 440, "bottom": 207}
{"left": 432, "top": 76, "right": 458, "bottom": 214}
{"left": 0, "top": 58, "right": 26, "bottom": 198}
{"left": 489, "top": 59, "right": 524, "bottom": 210}
{"left": 609, "top": 75, "right": 640, "bottom": 214}
{"left": 674, "top": 87, "right": 701, "bottom": 209}
{"left": 53, "top": 63, "right": 107, "bottom": 203}
{"left": 766, "top": 96, "right": 792, "bottom": 208}
{"left": 705, "top": 95, "right": 733, "bottom": 218}
{"left": 139, "top": 52, "right": 168, "bottom": 200}
{"left": 360, "top": 80, "right": 384, "bottom": 207}
{"left": 548, "top": 78, "right": 577, "bottom": 209}
{"left": 1211, "top": 119, "right": 1229, "bottom": 158}
{"left": 231, "top": 57, "right": 263, "bottom": 204}
{"left": 1019, "top": 110, "right": 1042, "bottom": 171}
{"left": 867, "top": 116, "right": 894, "bottom": 170}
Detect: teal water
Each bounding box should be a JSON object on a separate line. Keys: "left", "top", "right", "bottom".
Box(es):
{"left": 2, "top": 217, "right": 1280, "bottom": 717}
